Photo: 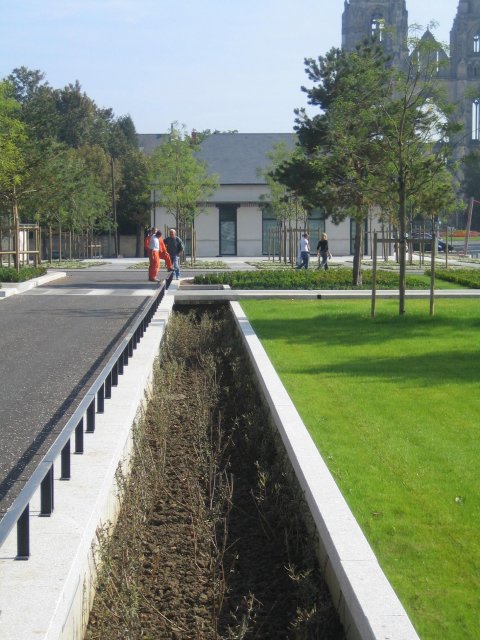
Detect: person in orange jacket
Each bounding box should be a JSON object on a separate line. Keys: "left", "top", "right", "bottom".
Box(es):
{"left": 158, "top": 233, "right": 173, "bottom": 272}
{"left": 148, "top": 231, "right": 173, "bottom": 282}
{"left": 145, "top": 227, "right": 156, "bottom": 259}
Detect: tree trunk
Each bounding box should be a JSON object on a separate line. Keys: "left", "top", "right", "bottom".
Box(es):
{"left": 352, "top": 219, "right": 363, "bottom": 287}
{"left": 398, "top": 181, "right": 407, "bottom": 315}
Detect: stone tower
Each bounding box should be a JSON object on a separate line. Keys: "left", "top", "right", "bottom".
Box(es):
{"left": 342, "top": 0, "right": 480, "bottom": 160}
{"left": 342, "top": 0, "right": 409, "bottom": 64}
{"left": 448, "top": 0, "right": 480, "bottom": 156}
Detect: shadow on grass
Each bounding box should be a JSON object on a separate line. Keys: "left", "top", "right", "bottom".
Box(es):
{"left": 249, "top": 309, "right": 480, "bottom": 351}
{"left": 295, "top": 348, "right": 478, "bottom": 387}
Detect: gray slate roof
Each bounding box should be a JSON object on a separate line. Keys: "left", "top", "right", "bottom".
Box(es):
{"left": 137, "top": 132, "right": 296, "bottom": 185}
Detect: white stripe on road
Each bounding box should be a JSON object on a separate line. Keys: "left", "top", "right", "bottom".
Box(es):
{"left": 25, "top": 288, "right": 158, "bottom": 296}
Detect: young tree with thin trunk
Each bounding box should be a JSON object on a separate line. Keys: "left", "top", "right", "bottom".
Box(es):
{"left": 148, "top": 125, "right": 218, "bottom": 230}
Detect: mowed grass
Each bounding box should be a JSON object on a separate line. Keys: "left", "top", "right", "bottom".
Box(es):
{"left": 240, "top": 299, "right": 480, "bottom": 640}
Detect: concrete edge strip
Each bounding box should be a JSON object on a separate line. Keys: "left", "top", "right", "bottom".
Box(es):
{"left": 0, "top": 283, "right": 177, "bottom": 640}
{"left": 230, "top": 300, "right": 420, "bottom": 640}
{"left": 0, "top": 271, "right": 67, "bottom": 298}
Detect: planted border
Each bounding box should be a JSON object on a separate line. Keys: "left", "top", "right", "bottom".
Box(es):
{"left": 194, "top": 268, "right": 430, "bottom": 290}
{"left": 0, "top": 265, "right": 47, "bottom": 282}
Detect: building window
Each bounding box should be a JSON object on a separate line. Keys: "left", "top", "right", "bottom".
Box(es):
{"left": 371, "top": 16, "right": 385, "bottom": 42}
{"left": 472, "top": 100, "right": 480, "bottom": 140}
{"left": 474, "top": 34, "right": 480, "bottom": 53}
{"left": 307, "top": 208, "right": 326, "bottom": 250}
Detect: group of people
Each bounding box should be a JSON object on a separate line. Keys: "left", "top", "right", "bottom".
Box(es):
{"left": 145, "top": 227, "right": 184, "bottom": 282}
{"left": 296, "top": 232, "right": 332, "bottom": 270}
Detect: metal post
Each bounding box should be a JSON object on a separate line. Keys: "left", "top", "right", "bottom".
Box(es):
{"left": 16, "top": 505, "right": 30, "bottom": 559}
{"left": 86, "top": 399, "right": 96, "bottom": 433}
{"left": 97, "top": 384, "right": 105, "bottom": 414}
{"left": 40, "top": 465, "right": 54, "bottom": 516}
{"left": 112, "top": 361, "right": 119, "bottom": 386}
{"left": 61, "top": 439, "right": 71, "bottom": 480}
{"left": 105, "top": 372, "right": 112, "bottom": 398}
{"left": 75, "top": 419, "right": 84, "bottom": 454}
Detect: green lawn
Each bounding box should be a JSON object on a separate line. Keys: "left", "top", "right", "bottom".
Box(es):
{"left": 240, "top": 299, "right": 480, "bottom": 640}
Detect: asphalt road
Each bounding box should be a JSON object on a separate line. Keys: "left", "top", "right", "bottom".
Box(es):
{"left": 0, "top": 269, "right": 160, "bottom": 513}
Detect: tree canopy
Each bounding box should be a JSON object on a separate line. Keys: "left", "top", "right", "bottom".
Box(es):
{"left": 149, "top": 125, "right": 219, "bottom": 229}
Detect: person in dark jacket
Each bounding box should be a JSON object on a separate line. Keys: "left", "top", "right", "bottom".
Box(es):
{"left": 316, "top": 232, "right": 332, "bottom": 270}
{"left": 164, "top": 228, "right": 184, "bottom": 280}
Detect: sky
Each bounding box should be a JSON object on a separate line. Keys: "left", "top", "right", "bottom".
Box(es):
{"left": 0, "top": 0, "right": 460, "bottom": 134}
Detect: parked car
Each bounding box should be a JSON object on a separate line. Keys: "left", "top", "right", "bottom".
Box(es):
{"left": 409, "top": 233, "right": 454, "bottom": 252}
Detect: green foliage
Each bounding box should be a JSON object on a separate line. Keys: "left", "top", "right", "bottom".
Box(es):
{"left": 194, "top": 268, "right": 429, "bottom": 289}
{"left": 149, "top": 125, "right": 219, "bottom": 227}
{"left": 2, "top": 66, "right": 146, "bottom": 242}
{"left": 0, "top": 265, "right": 46, "bottom": 282}
{"left": 260, "top": 141, "right": 307, "bottom": 224}
{"left": 0, "top": 79, "right": 27, "bottom": 197}
{"left": 428, "top": 267, "right": 480, "bottom": 288}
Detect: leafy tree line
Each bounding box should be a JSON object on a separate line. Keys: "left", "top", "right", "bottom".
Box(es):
{"left": 267, "top": 31, "right": 462, "bottom": 313}
{"left": 0, "top": 68, "right": 222, "bottom": 260}
{"left": 0, "top": 66, "right": 151, "bottom": 258}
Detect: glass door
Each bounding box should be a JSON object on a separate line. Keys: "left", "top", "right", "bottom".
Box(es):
{"left": 219, "top": 205, "right": 237, "bottom": 255}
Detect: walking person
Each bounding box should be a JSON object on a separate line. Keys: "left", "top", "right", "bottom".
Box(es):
{"left": 317, "top": 232, "right": 332, "bottom": 270}
{"left": 164, "top": 228, "right": 184, "bottom": 280}
{"left": 148, "top": 231, "right": 164, "bottom": 282}
{"left": 296, "top": 232, "right": 310, "bottom": 269}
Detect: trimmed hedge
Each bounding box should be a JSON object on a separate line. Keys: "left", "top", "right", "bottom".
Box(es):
{"left": 193, "top": 268, "right": 430, "bottom": 290}
{"left": 429, "top": 268, "right": 480, "bottom": 289}
{"left": 0, "top": 265, "right": 47, "bottom": 283}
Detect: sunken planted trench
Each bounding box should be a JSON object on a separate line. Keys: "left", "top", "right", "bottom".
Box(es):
{"left": 85, "top": 305, "right": 344, "bottom": 640}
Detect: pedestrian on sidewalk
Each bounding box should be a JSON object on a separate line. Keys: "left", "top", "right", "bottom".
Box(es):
{"left": 164, "top": 228, "right": 184, "bottom": 280}
{"left": 317, "top": 232, "right": 332, "bottom": 270}
{"left": 144, "top": 227, "right": 156, "bottom": 259}
{"left": 296, "top": 232, "right": 310, "bottom": 269}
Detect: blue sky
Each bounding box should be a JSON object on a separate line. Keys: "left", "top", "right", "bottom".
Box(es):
{"left": 0, "top": 1, "right": 459, "bottom": 134}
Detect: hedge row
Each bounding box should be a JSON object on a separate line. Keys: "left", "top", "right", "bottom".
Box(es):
{"left": 193, "top": 268, "right": 430, "bottom": 290}
{"left": 0, "top": 265, "right": 47, "bottom": 283}
{"left": 429, "top": 268, "right": 480, "bottom": 289}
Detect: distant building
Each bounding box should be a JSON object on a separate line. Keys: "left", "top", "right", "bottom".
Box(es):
{"left": 138, "top": 132, "right": 356, "bottom": 257}
{"left": 343, "top": 0, "right": 480, "bottom": 159}
{"left": 139, "top": 2, "right": 480, "bottom": 257}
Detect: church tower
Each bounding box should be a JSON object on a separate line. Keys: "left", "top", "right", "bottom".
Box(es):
{"left": 342, "top": 0, "right": 409, "bottom": 65}
{"left": 448, "top": 0, "right": 480, "bottom": 155}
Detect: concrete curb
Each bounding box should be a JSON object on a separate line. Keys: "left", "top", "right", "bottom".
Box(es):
{"left": 0, "top": 271, "right": 67, "bottom": 298}
{"left": 173, "top": 288, "right": 480, "bottom": 303}
{"left": 230, "top": 301, "right": 419, "bottom": 640}
{"left": 0, "top": 283, "right": 177, "bottom": 640}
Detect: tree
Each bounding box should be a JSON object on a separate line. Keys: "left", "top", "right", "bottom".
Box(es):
{"left": 149, "top": 125, "right": 218, "bottom": 230}
{"left": 371, "top": 33, "right": 459, "bottom": 313}
{"left": 116, "top": 148, "right": 151, "bottom": 256}
{"left": 274, "top": 42, "right": 391, "bottom": 285}
{"left": 0, "top": 79, "right": 27, "bottom": 266}
{"left": 260, "top": 141, "right": 309, "bottom": 263}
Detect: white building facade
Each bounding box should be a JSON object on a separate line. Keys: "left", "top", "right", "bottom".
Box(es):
{"left": 138, "top": 132, "right": 366, "bottom": 258}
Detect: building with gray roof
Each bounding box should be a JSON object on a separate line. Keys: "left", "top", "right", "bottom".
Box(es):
{"left": 138, "top": 132, "right": 354, "bottom": 257}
